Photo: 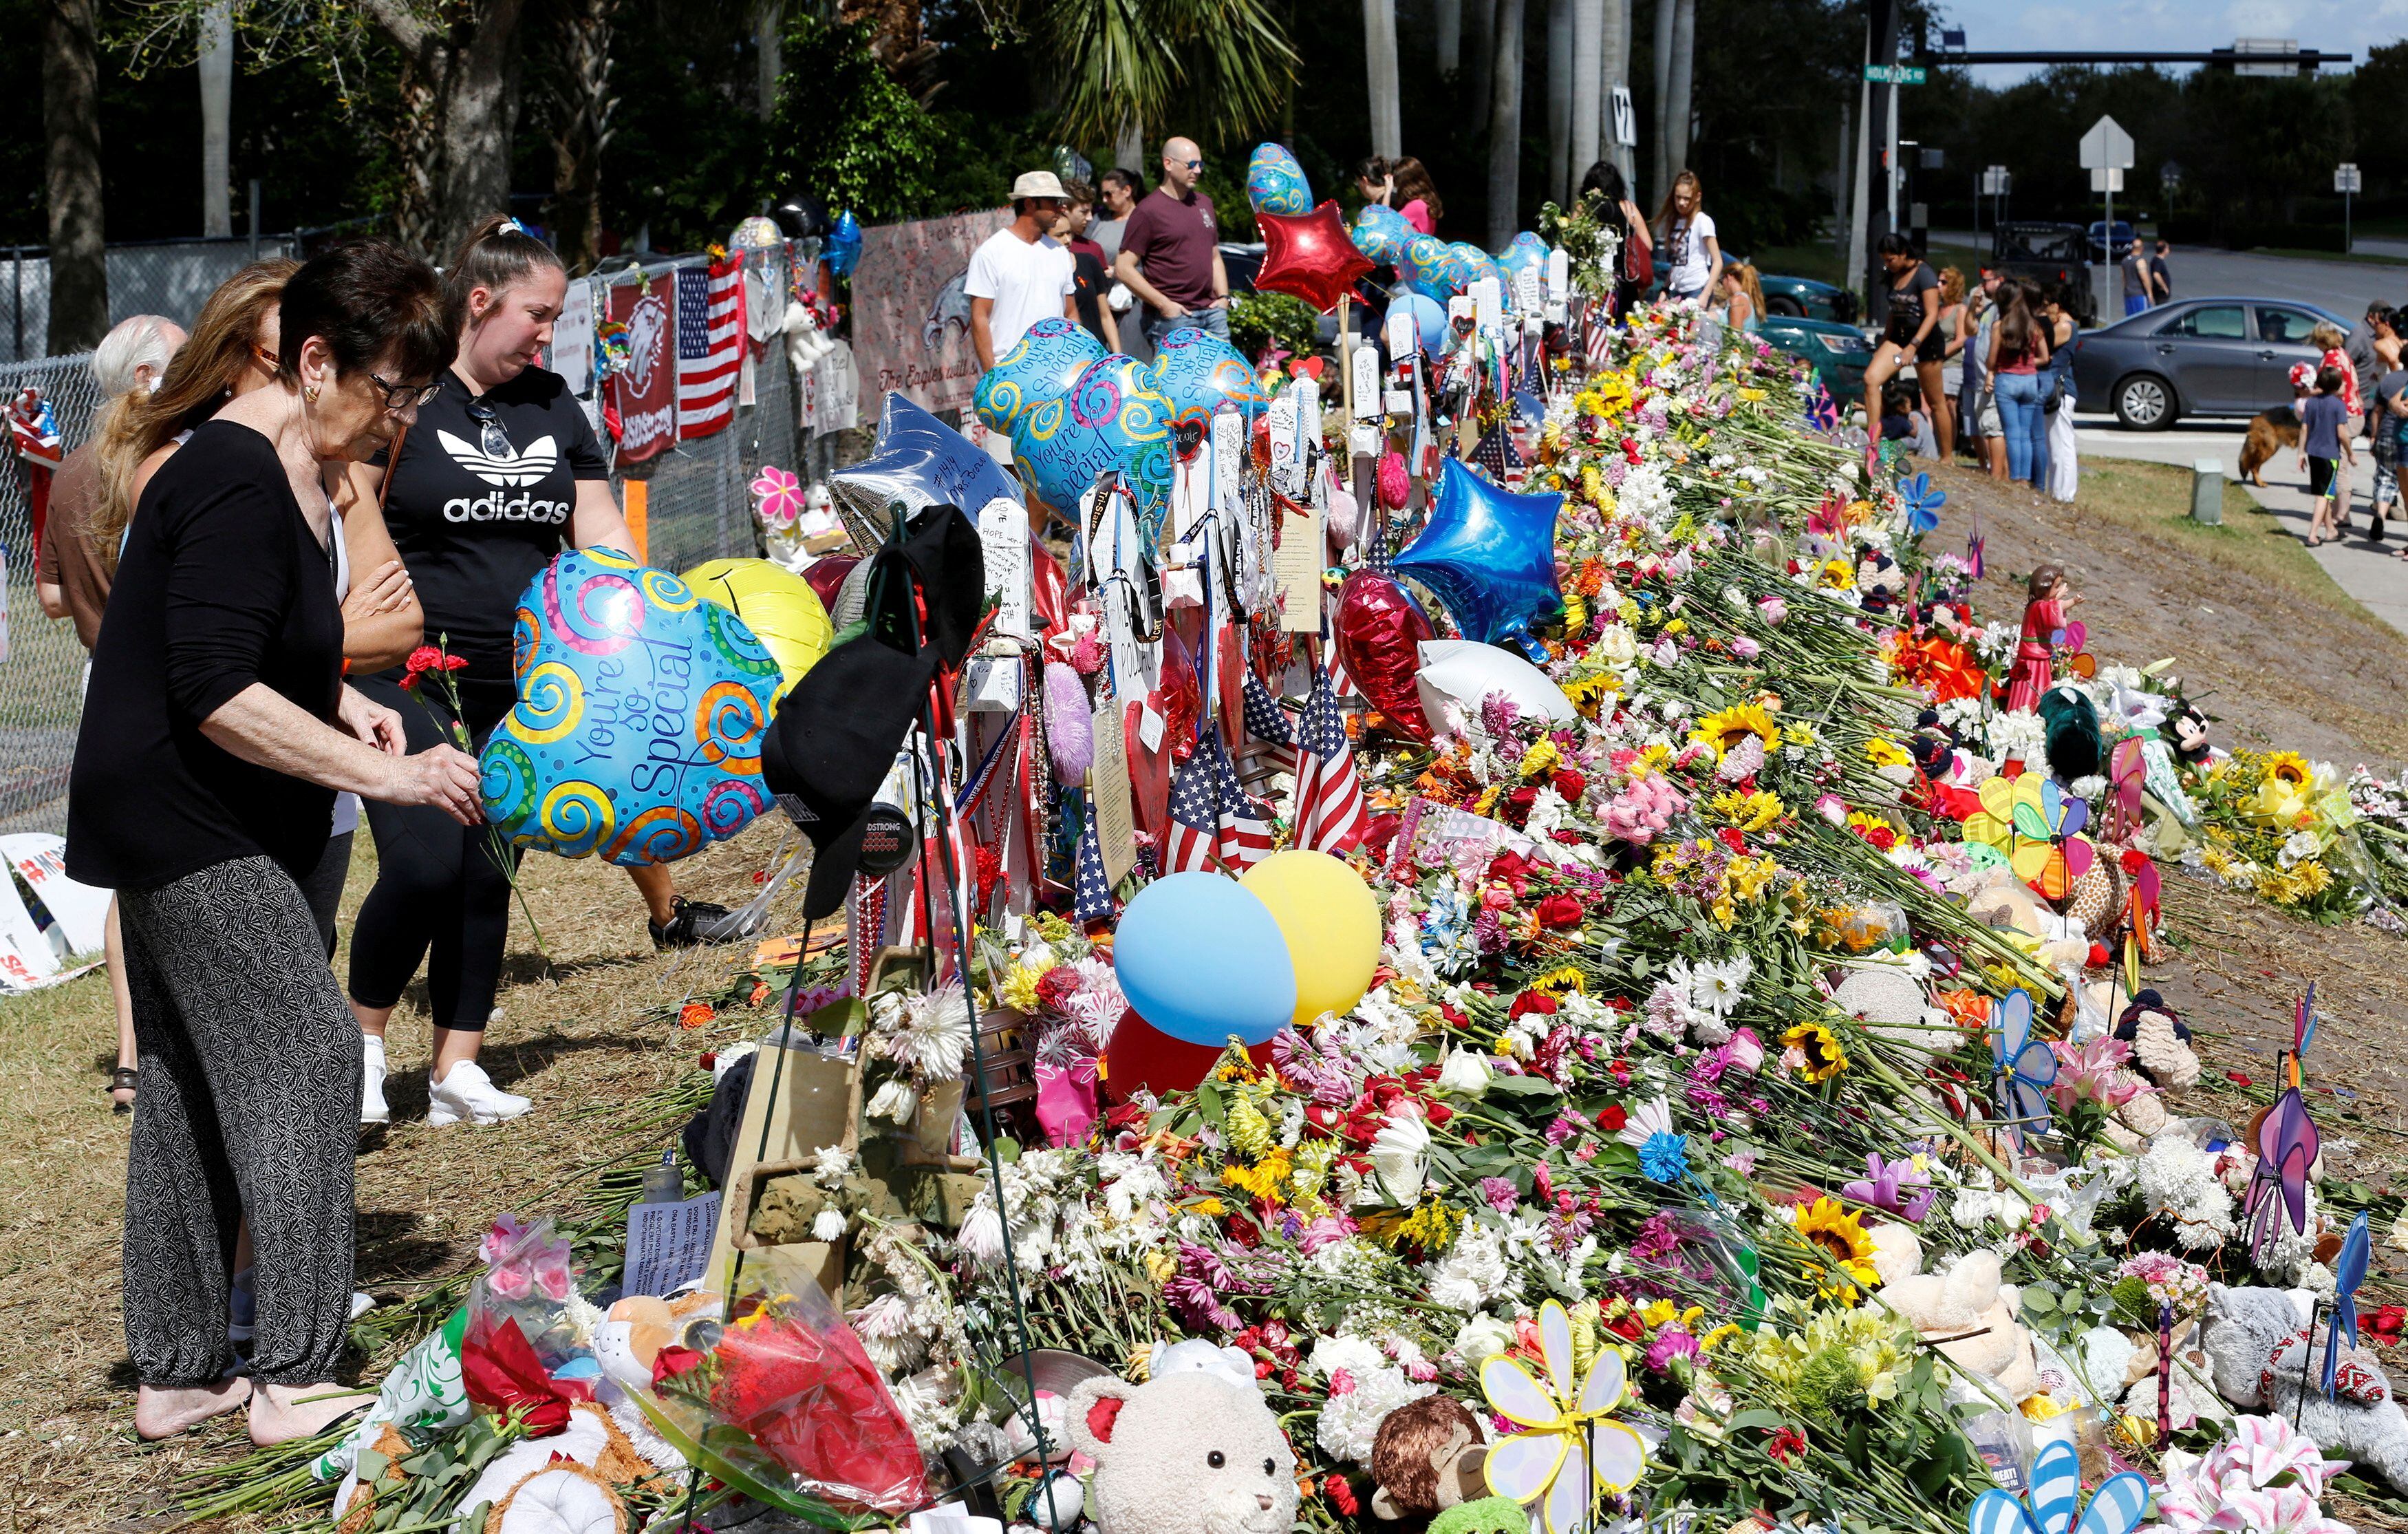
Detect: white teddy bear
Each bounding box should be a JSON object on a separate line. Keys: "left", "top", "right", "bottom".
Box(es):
{"left": 1066, "top": 1359, "right": 1300, "bottom": 1534}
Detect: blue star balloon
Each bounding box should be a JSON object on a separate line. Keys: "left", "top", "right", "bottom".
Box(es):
{"left": 1393, "top": 457, "right": 1564, "bottom": 661}
{"left": 830, "top": 393, "right": 1022, "bottom": 539}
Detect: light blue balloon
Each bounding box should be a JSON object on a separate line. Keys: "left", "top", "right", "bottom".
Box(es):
{"left": 1246, "top": 142, "right": 1313, "bottom": 216}
{"left": 1451, "top": 242, "right": 1502, "bottom": 291}
{"left": 974, "top": 317, "right": 1107, "bottom": 436}
{"left": 1387, "top": 291, "right": 1448, "bottom": 359}
{"left": 480, "top": 548, "right": 778, "bottom": 866}
{"left": 1352, "top": 204, "right": 1417, "bottom": 264}
{"left": 1009, "top": 354, "right": 1174, "bottom": 533}
{"left": 1146, "top": 326, "right": 1269, "bottom": 422}
{"left": 830, "top": 393, "right": 1023, "bottom": 537}
{"left": 1393, "top": 458, "right": 1565, "bottom": 662}
{"left": 1497, "top": 231, "right": 1548, "bottom": 281}
{"left": 1114, "top": 873, "right": 1298, "bottom": 1046}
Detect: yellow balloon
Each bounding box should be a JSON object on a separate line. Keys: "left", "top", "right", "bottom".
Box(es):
{"left": 682, "top": 557, "right": 832, "bottom": 707}
{"left": 1238, "top": 849, "right": 1382, "bottom": 1030}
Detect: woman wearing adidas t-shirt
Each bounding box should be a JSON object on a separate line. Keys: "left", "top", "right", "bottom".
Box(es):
{"left": 340, "top": 217, "right": 738, "bottom": 1129}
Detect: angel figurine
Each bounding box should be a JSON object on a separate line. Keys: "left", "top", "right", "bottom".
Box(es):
{"left": 2006, "top": 563, "right": 2076, "bottom": 714}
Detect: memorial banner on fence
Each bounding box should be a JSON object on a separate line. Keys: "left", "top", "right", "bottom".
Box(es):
{"left": 848, "top": 206, "right": 1007, "bottom": 420}
{"left": 606, "top": 278, "right": 677, "bottom": 464}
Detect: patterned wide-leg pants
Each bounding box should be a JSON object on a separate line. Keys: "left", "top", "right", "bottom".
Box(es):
{"left": 118, "top": 855, "right": 361, "bottom": 1387}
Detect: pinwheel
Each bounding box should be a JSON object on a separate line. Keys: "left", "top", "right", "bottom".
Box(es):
{"left": 1963, "top": 775, "right": 2097, "bottom": 899}
{"left": 2118, "top": 846, "right": 2161, "bottom": 960}
{"left": 1969, "top": 1440, "right": 2150, "bottom": 1534}
{"left": 2245, "top": 1085, "right": 2321, "bottom": 1258}
{"left": 2289, "top": 983, "right": 2319, "bottom": 1089}
{"left": 1989, "top": 988, "right": 2056, "bottom": 1149}
{"left": 1897, "top": 471, "right": 1945, "bottom": 534}
{"left": 1481, "top": 1299, "right": 1648, "bottom": 1534}
{"left": 2050, "top": 617, "right": 2097, "bottom": 679}
{"left": 1966, "top": 528, "right": 1986, "bottom": 579}
{"left": 2104, "top": 737, "right": 2146, "bottom": 842}
{"left": 2327, "top": 1211, "right": 2372, "bottom": 1398}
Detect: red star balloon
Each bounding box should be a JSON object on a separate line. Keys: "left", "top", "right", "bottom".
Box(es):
{"left": 1254, "top": 201, "right": 1376, "bottom": 314}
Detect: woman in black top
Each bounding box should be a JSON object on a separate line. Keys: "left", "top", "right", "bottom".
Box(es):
{"left": 341, "top": 217, "right": 743, "bottom": 1132}
{"left": 1860, "top": 233, "right": 1944, "bottom": 469}
{"left": 66, "top": 240, "right": 481, "bottom": 1445}
{"left": 1577, "top": 160, "right": 1653, "bottom": 322}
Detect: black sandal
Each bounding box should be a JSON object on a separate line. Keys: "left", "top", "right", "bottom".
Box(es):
{"left": 109, "top": 1065, "right": 137, "bottom": 1114}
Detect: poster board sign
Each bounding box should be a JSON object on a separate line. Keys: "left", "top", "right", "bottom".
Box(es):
{"left": 553, "top": 277, "right": 594, "bottom": 396}
{"left": 0, "top": 833, "right": 103, "bottom": 990}
{"left": 605, "top": 277, "right": 676, "bottom": 464}
{"left": 848, "top": 208, "right": 1009, "bottom": 420}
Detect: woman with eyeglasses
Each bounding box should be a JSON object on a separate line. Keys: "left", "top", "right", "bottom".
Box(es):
{"left": 338, "top": 216, "right": 744, "bottom": 1132}
{"left": 67, "top": 239, "right": 482, "bottom": 1445}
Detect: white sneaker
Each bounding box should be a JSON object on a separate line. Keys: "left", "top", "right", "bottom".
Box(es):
{"left": 360, "top": 1034, "right": 389, "bottom": 1126}
{"left": 425, "top": 1059, "right": 530, "bottom": 1127}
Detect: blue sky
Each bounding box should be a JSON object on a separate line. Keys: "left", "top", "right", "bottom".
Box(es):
{"left": 1943, "top": 1, "right": 2405, "bottom": 83}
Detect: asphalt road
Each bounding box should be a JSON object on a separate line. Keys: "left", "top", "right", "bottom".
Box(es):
{"left": 1940, "top": 231, "right": 2407, "bottom": 327}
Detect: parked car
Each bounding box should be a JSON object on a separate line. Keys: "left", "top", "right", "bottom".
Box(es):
{"left": 1990, "top": 222, "right": 2097, "bottom": 325}
{"left": 1756, "top": 272, "right": 1858, "bottom": 324}
{"left": 1760, "top": 313, "right": 1873, "bottom": 401}
{"left": 2067, "top": 296, "right": 2350, "bottom": 427}
{"left": 2085, "top": 220, "right": 2136, "bottom": 261}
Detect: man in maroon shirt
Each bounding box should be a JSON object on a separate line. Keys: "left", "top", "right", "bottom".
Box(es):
{"left": 1113, "top": 136, "right": 1231, "bottom": 350}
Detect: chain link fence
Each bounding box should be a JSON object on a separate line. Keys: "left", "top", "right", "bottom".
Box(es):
{"left": 1, "top": 237, "right": 309, "bottom": 365}
{"left": 0, "top": 354, "right": 105, "bottom": 833}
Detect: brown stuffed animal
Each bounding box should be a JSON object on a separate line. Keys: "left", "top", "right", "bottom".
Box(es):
{"left": 1369, "top": 1395, "right": 1490, "bottom": 1521}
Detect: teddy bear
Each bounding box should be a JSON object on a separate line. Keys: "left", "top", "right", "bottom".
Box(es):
{"left": 1829, "top": 961, "right": 1961, "bottom": 1056}
{"left": 1428, "top": 1498, "right": 1532, "bottom": 1534}
{"left": 1369, "top": 1394, "right": 1490, "bottom": 1521}
{"left": 2200, "top": 1283, "right": 2408, "bottom": 1490}
{"left": 1066, "top": 1365, "right": 1299, "bottom": 1534}
{"left": 1867, "top": 1226, "right": 2039, "bottom": 1406}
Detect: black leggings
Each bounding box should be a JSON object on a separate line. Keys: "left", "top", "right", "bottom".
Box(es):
{"left": 346, "top": 672, "right": 520, "bottom": 1032}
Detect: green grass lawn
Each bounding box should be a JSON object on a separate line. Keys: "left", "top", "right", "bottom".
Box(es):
{"left": 2075, "top": 458, "right": 2374, "bottom": 621}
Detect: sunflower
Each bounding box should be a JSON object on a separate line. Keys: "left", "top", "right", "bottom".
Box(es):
{"left": 1782, "top": 1019, "right": 1849, "bottom": 1083}
{"left": 2261, "top": 752, "right": 2313, "bottom": 788}
{"left": 1792, "top": 1195, "right": 1882, "bottom": 1301}
{"left": 1695, "top": 703, "right": 1781, "bottom": 759}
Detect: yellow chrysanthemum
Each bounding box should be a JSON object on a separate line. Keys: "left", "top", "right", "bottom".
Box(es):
{"left": 1790, "top": 1196, "right": 1881, "bottom": 1301}
{"left": 998, "top": 954, "right": 1057, "bottom": 1014}
{"left": 1783, "top": 1019, "right": 1849, "bottom": 1083}
{"left": 1518, "top": 739, "right": 1565, "bottom": 779}
{"left": 1711, "top": 789, "right": 1786, "bottom": 833}
{"left": 1695, "top": 703, "right": 1781, "bottom": 758}
{"left": 1863, "top": 736, "right": 1912, "bottom": 770}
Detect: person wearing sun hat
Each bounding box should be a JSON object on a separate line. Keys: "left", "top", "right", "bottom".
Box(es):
{"left": 967, "top": 170, "right": 1078, "bottom": 375}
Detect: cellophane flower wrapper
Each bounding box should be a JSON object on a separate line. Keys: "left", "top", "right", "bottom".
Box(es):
{"left": 466, "top": 1213, "right": 586, "bottom": 1376}
{"left": 702, "top": 1284, "right": 929, "bottom": 1514}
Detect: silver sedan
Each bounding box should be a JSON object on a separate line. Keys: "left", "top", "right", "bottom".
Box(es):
{"left": 2068, "top": 297, "right": 2350, "bottom": 428}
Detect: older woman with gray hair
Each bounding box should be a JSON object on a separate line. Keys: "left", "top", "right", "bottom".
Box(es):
{"left": 36, "top": 314, "right": 186, "bottom": 1114}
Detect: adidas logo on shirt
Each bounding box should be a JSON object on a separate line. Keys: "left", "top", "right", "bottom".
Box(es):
{"left": 436, "top": 430, "right": 572, "bottom": 524}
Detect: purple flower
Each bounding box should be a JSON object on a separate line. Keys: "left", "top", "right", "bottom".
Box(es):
{"left": 1163, "top": 1275, "right": 1240, "bottom": 1332}
{"left": 1544, "top": 1112, "right": 1587, "bottom": 1147}
{"left": 1840, "top": 1152, "right": 1934, "bottom": 1223}
{"left": 1479, "top": 1177, "right": 1521, "bottom": 1213}
{"left": 1643, "top": 1327, "right": 1699, "bottom": 1371}
{"left": 1481, "top": 692, "right": 1523, "bottom": 738}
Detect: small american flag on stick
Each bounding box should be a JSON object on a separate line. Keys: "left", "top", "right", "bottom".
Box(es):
{"left": 1163, "top": 732, "right": 1275, "bottom": 875}
{"left": 1289, "top": 664, "right": 1370, "bottom": 855}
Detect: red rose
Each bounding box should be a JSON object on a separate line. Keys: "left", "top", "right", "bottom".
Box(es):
{"left": 1553, "top": 769, "right": 1587, "bottom": 801}
{"left": 1424, "top": 1101, "right": 1453, "bottom": 1127}
{"left": 1536, "top": 892, "right": 1584, "bottom": 928}
{"left": 1596, "top": 1104, "right": 1628, "bottom": 1133}
{"left": 1509, "top": 991, "right": 1559, "bottom": 1019}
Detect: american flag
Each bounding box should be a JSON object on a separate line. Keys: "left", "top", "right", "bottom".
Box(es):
{"left": 675, "top": 262, "right": 744, "bottom": 440}
{"left": 1289, "top": 664, "right": 1370, "bottom": 855}
{"left": 1240, "top": 667, "right": 1296, "bottom": 772}
{"left": 1470, "top": 423, "right": 1524, "bottom": 484}
{"left": 1073, "top": 811, "right": 1114, "bottom": 924}
{"left": 1163, "top": 732, "right": 1274, "bottom": 875}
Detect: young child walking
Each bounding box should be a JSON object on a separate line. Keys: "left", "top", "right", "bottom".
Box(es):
{"left": 2303, "top": 365, "right": 2354, "bottom": 546}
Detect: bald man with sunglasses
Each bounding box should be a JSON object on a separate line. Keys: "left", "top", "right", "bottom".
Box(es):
{"left": 1114, "top": 136, "right": 1231, "bottom": 348}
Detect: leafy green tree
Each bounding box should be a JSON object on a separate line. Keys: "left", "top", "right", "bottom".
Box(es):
{"left": 1033, "top": 0, "right": 1296, "bottom": 155}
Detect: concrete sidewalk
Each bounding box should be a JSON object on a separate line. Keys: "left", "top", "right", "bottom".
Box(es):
{"left": 2070, "top": 414, "right": 2408, "bottom": 636}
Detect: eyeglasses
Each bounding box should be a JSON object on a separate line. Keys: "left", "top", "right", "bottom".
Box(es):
{"left": 252, "top": 345, "right": 281, "bottom": 372}
{"left": 465, "top": 398, "right": 513, "bottom": 460}
{"left": 369, "top": 373, "right": 445, "bottom": 412}
{"left": 1179, "top": 159, "right": 1203, "bottom": 170}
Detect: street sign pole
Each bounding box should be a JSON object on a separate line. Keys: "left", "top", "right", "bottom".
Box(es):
{"left": 2079, "top": 116, "right": 2136, "bottom": 324}
{"left": 1862, "top": 0, "right": 1900, "bottom": 330}
{"left": 2336, "top": 163, "right": 2362, "bottom": 255}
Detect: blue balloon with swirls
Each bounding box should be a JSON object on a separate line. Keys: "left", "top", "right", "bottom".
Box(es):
{"left": 478, "top": 548, "right": 777, "bottom": 867}
{"left": 1403, "top": 234, "right": 1461, "bottom": 300}
{"left": 1146, "top": 327, "right": 1269, "bottom": 423}
{"left": 1452, "top": 242, "right": 1503, "bottom": 292}
{"left": 1353, "top": 204, "right": 1417, "bottom": 264}
{"left": 974, "top": 317, "right": 1108, "bottom": 436}
{"left": 1245, "top": 142, "right": 1313, "bottom": 217}
{"left": 1497, "top": 231, "right": 1548, "bottom": 284}
{"left": 1009, "top": 353, "right": 1174, "bottom": 533}
{"left": 1393, "top": 458, "right": 1565, "bottom": 662}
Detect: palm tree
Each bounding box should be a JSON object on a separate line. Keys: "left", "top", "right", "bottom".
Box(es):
{"left": 1486, "top": 0, "right": 1525, "bottom": 248}
{"left": 1364, "top": 0, "right": 1400, "bottom": 160}
{"left": 1547, "top": 0, "right": 1572, "bottom": 205}
{"left": 1039, "top": 0, "right": 1298, "bottom": 158}
{"left": 1570, "top": 0, "right": 1602, "bottom": 200}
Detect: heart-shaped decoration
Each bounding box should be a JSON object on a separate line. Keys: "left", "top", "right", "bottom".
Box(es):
{"left": 480, "top": 548, "right": 777, "bottom": 866}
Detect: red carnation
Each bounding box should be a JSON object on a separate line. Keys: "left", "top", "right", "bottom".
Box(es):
{"left": 1536, "top": 892, "right": 1584, "bottom": 928}
{"left": 1595, "top": 1104, "right": 1627, "bottom": 1132}
{"left": 1509, "top": 991, "right": 1559, "bottom": 1019}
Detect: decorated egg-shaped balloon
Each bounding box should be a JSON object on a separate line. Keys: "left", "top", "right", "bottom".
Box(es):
{"left": 1245, "top": 142, "right": 1313, "bottom": 217}
{"left": 1147, "top": 326, "right": 1269, "bottom": 423}
{"left": 973, "top": 317, "right": 1108, "bottom": 436}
